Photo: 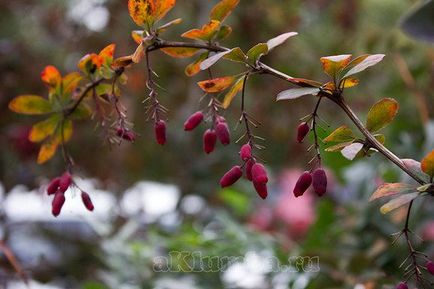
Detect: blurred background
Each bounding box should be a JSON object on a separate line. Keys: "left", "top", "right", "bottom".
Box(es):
{"left": 0, "top": 0, "right": 433, "bottom": 288}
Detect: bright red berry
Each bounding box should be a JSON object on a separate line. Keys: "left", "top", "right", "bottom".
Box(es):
{"left": 81, "top": 191, "right": 94, "bottom": 211}
{"left": 293, "top": 171, "right": 312, "bottom": 198}
{"left": 220, "top": 166, "right": 243, "bottom": 188}
{"left": 116, "top": 128, "right": 136, "bottom": 142}
{"left": 297, "top": 122, "right": 310, "bottom": 143}
{"left": 58, "top": 172, "right": 72, "bottom": 193}
{"left": 312, "top": 168, "right": 327, "bottom": 197}
{"left": 155, "top": 120, "right": 166, "bottom": 145}
{"left": 47, "top": 177, "right": 61, "bottom": 195}
{"left": 252, "top": 163, "right": 268, "bottom": 184}
{"left": 253, "top": 182, "right": 268, "bottom": 199}
{"left": 216, "top": 121, "right": 230, "bottom": 145}
{"left": 245, "top": 159, "right": 255, "bottom": 181}
{"left": 427, "top": 260, "right": 434, "bottom": 275}
{"left": 52, "top": 192, "right": 66, "bottom": 217}
{"left": 240, "top": 144, "right": 252, "bottom": 161}
{"left": 184, "top": 111, "right": 204, "bottom": 131}
{"left": 396, "top": 282, "right": 408, "bottom": 289}
{"left": 203, "top": 129, "right": 217, "bottom": 154}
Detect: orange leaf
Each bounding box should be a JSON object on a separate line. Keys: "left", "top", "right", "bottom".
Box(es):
{"left": 128, "top": 0, "right": 176, "bottom": 27}
{"left": 41, "top": 65, "right": 61, "bottom": 87}
{"left": 29, "top": 115, "right": 60, "bottom": 143}
{"left": 210, "top": 0, "right": 240, "bottom": 22}
{"left": 339, "top": 77, "right": 359, "bottom": 88}
{"left": 181, "top": 20, "right": 220, "bottom": 41}
{"left": 99, "top": 44, "right": 116, "bottom": 65}
{"left": 161, "top": 47, "right": 201, "bottom": 58}
{"left": 78, "top": 53, "right": 103, "bottom": 73}
{"left": 37, "top": 139, "right": 59, "bottom": 164}
{"left": 421, "top": 149, "right": 434, "bottom": 177}
{"left": 132, "top": 43, "right": 145, "bottom": 63}
{"left": 112, "top": 55, "right": 134, "bottom": 69}
{"left": 197, "top": 76, "right": 235, "bottom": 93}
{"left": 131, "top": 30, "right": 144, "bottom": 44}
{"left": 222, "top": 77, "right": 244, "bottom": 108}
{"left": 185, "top": 52, "right": 209, "bottom": 77}
{"left": 320, "top": 54, "right": 352, "bottom": 78}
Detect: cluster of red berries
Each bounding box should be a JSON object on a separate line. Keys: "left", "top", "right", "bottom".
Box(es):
{"left": 116, "top": 120, "right": 166, "bottom": 146}
{"left": 184, "top": 111, "right": 230, "bottom": 154}
{"left": 116, "top": 127, "right": 137, "bottom": 142}
{"left": 220, "top": 143, "right": 269, "bottom": 199}
{"left": 46, "top": 172, "right": 94, "bottom": 217}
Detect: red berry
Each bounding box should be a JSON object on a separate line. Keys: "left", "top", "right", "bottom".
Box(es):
{"left": 184, "top": 111, "right": 204, "bottom": 131}
{"left": 47, "top": 177, "right": 61, "bottom": 195}
{"left": 396, "top": 282, "right": 408, "bottom": 289}
{"left": 253, "top": 182, "right": 268, "bottom": 199}
{"left": 220, "top": 166, "right": 243, "bottom": 188}
{"left": 116, "top": 128, "right": 136, "bottom": 142}
{"left": 240, "top": 144, "right": 252, "bottom": 161}
{"left": 216, "top": 121, "right": 230, "bottom": 145}
{"left": 203, "top": 129, "right": 217, "bottom": 154}
{"left": 293, "top": 171, "right": 312, "bottom": 198}
{"left": 81, "top": 191, "right": 94, "bottom": 211}
{"left": 312, "top": 168, "right": 327, "bottom": 197}
{"left": 252, "top": 163, "right": 268, "bottom": 184}
{"left": 427, "top": 260, "right": 434, "bottom": 275}
{"left": 52, "top": 192, "right": 66, "bottom": 217}
{"left": 155, "top": 120, "right": 166, "bottom": 145}
{"left": 297, "top": 122, "right": 310, "bottom": 143}
{"left": 245, "top": 159, "right": 255, "bottom": 181}
{"left": 58, "top": 172, "right": 72, "bottom": 193}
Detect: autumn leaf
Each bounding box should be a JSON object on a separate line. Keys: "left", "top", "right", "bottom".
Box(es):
{"left": 128, "top": 0, "right": 176, "bottom": 27}
{"left": 112, "top": 56, "right": 134, "bottom": 69}
{"left": 380, "top": 192, "right": 419, "bottom": 214}
{"left": 185, "top": 52, "right": 209, "bottom": 77}
{"left": 288, "top": 78, "right": 322, "bottom": 88}
{"left": 131, "top": 30, "right": 144, "bottom": 44}
{"left": 182, "top": 20, "right": 221, "bottom": 41}
{"left": 320, "top": 54, "right": 352, "bottom": 78}
{"left": 323, "top": 126, "right": 355, "bottom": 143}
{"left": 402, "top": 158, "right": 430, "bottom": 183}
{"left": 161, "top": 47, "right": 201, "bottom": 58}
{"left": 421, "top": 149, "right": 434, "bottom": 177}
{"left": 222, "top": 77, "right": 245, "bottom": 109}
{"left": 99, "top": 44, "right": 116, "bottom": 65}
{"left": 62, "top": 72, "right": 82, "bottom": 94}
{"left": 132, "top": 43, "right": 145, "bottom": 63}
{"left": 157, "top": 18, "right": 182, "bottom": 33}
{"left": 215, "top": 25, "right": 232, "bottom": 41}
{"left": 370, "top": 183, "right": 417, "bottom": 201}
{"left": 41, "top": 65, "right": 61, "bottom": 87}
{"left": 342, "top": 54, "right": 385, "bottom": 79}
{"left": 210, "top": 0, "right": 240, "bottom": 22}
{"left": 29, "top": 115, "right": 60, "bottom": 143}
{"left": 366, "top": 98, "right": 399, "bottom": 132}
{"left": 9, "top": 95, "right": 52, "bottom": 115}
{"left": 339, "top": 77, "right": 359, "bottom": 89}
{"left": 37, "top": 138, "right": 59, "bottom": 164}
{"left": 197, "top": 76, "right": 235, "bottom": 93}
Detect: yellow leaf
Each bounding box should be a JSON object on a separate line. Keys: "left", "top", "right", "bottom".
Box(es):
{"left": 323, "top": 126, "right": 355, "bottom": 143}
{"left": 62, "top": 72, "right": 82, "bottom": 94}
{"left": 9, "top": 95, "right": 52, "bottom": 115}
{"left": 131, "top": 30, "right": 144, "bottom": 44}
{"left": 112, "top": 55, "right": 134, "bottom": 69}
{"left": 99, "top": 44, "right": 116, "bottom": 65}
{"left": 366, "top": 98, "right": 399, "bottom": 132}
{"left": 128, "top": 0, "right": 176, "bottom": 27}
{"left": 161, "top": 47, "right": 201, "bottom": 58}
{"left": 197, "top": 76, "right": 235, "bottom": 93}
{"left": 53, "top": 120, "right": 73, "bottom": 143}
{"left": 181, "top": 20, "right": 220, "bottom": 41}
{"left": 210, "top": 0, "right": 240, "bottom": 22}
{"left": 320, "top": 54, "right": 352, "bottom": 78}
{"left": 185, "top": 52, "right": 209, "bottom": 77}
{"left": 339, "top": 77, "right": 359, "bottom": 89}
{"left": 29, "top": 115, "right": 60, "bottom": 143}
{"left": 37, "top": 139, "right": 59, "bottom": 164}
{"left": 41, "top": 65, "right": 61, "bottom": 87}
{"left": 421, "top": 149, "right": 434, "bottom": 177}
{"left": 222, "top": 77, "right": 244, "bottom": 108}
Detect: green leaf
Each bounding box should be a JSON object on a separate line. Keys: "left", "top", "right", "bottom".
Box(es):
{"left": 342, "top": 54, "right": 385, "bottom": 79}
{"left": 402, "top": 158, "right": 430, "bottom": 183}
{"left": 29, "top": 115, "right": 60, "bottom": 143}
{"left": 266, "top": 32, "right": 298, "bottom": 51}
{"left": 421, "top": 149, "right": 434, "bottom": 177}
{"left": 276, "top": 88, "right": 320, "bottom": 101}
{"left": 370, "top": 183, "right": 417, "bottom": 201}
{"left": 215, "top": 25, "right": 232, "bottom": 41}
{"left": 70, "top": 104, "right": 92, "bottom": 120}
{"left": 223, "top": 47, "right": 247, "bottom": 63}
{"left": 9, "top": 95, "right": 53, "bottom": 115}
{"left": 222, "top": 76, "right": 245, "bottom": 109}
{"left": 210, "top": 0, "right": 240, "bottom": 22}
{"left": 323, "top": 126, "right": 355, "bottom": 143}
{"left": 366, "top": 98, "right": 399, "bottom": 132}
{"left": 247, "top": 43, "right": 268, "bottom": 64}
{"left": 380, "top": 192, "right": 419, "bottom": 214}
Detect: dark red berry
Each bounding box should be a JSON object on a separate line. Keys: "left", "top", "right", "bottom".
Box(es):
{"left": 155, "top": 120, "right": 166, "bottom": 145}
{"left": 203, "top": 129, "right": 217, "bottom": 154}
{"left": 220, "top": 166, "right": 243, "bottom": 188}
{"left": 116, "top": 128, "right": 136, "bottom": 142}
{"left": 216, "top": 121, "right": 230, "bottom": 145}
{"left": 52, "top": 192, "right": 66, "bottom": 217}
{"left": 58, "top": 172, "right": 72, "bottom": 193}
{"left": 293, "top": 171, "right": 312, "bottom": 198}
{"left": 81, "top": 191, "right": 94, "bottom": 211}
{"left": 47, "top": 177, "right": 61, "bottom": 195}
{"left": 427, "top": 260, "right": 434, "bottom": 275}
{"left": 396, "top": 282, "right": 408, "bottom": 289}
{"left": 252, "top": 163, "right": 268, "bottom": 184}
{"left": 240, "top": 144, "right": 252, "bottom": 161}
{"left": 253, "top": 182, "right": 268, "bottom": 199}
{"left": 297, "top": 122, "right": 310, "bottom": 143}
{"left": 245, "top": 159, "right": 255, "bottom": 181}
{"left": 312, "top": 168, "right": 327, "bottom": 197}
{"left": 184, "top": 111, "right": 204, "bottom": 131}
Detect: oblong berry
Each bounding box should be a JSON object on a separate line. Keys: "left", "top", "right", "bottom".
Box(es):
{"left": 252, "top": 163, "right": 268, "bottom": 184}
{"left": 253, "top": 182, "right": 268, "bottom": 199}
{"left": 297, "top": 122, "right": 310, "bottom": 143}
{"left": 312, "top": 168, "right": 327, "bottom": 197}
{"left": 52, "top": 192, "right": 66, "bottom": 217}
{"left": 396, "top": 282, "right": 408, "bottom": 289}
{"left": 293, "top": 171, "right": 312, "bottom": 198}
{"left": 220, "top": 166, "right": 243, "bottom": 188}
{"left": 47, "top": 177, "right": 60, "bottom": 195}
{"left": 58, "top": 172, "right": 72, "bottom": 193}
{"left": 155, "top": 120, "right": 166, "bottom": 145}
{"left": 216, "top": 121, "right": 230, "bottom": 145}
{"left": 240, "top": 144, "right": 252, "bottom": 161}
{"left": 427, "top": 260, "right": 434, "bottom": 275}
{"left": 245, "top": 159, "right": 255, "bottom": 181}
{"left": 203, "top": 129, "right": 217, "bottom": 154}
{"left": 81, "top": 191, "right": 94, "bottom": 211}
{"left": 184, "top": 111, "right": 204, "bottom": 131}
